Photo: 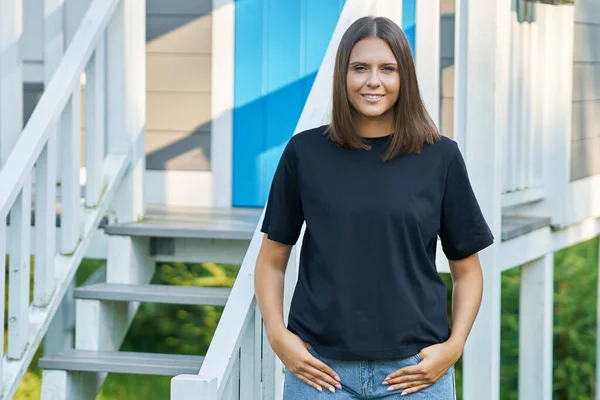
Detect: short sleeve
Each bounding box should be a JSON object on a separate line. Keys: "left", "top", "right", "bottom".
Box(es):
{"left": 439, "top": 144, "right": 494, "bottom": 260}
{"left": 260, "top": 138, "right": 304, "bottom": 245}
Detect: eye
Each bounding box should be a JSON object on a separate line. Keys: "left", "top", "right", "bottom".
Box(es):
{"left": 353, "top": 65, "right": 367, "bottom": 71}
{"left": 383, "top": 66, "right": 396, "bottom": 72}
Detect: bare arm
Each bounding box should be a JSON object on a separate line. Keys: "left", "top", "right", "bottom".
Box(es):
{"left": 254, "top": 235, "right": 342, "bottom": 393}
{"left": 447, "top": 253, "right": 484, "bottom": 353}
{"left": 254, "top": 235, "right": 293, "bottom": 341}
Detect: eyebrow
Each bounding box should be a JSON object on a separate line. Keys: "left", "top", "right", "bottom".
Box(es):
{"left": 349, "top": 61, "right": 398, "bottom": 66}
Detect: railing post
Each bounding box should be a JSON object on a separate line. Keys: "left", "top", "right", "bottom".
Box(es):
{"left": 455, "top": 0, "right": 507, "bottom": 398}
{"left": 1, "top": 0, "right": 32, "bottom": 362}
{"left": 519, "top": 253, "right": 554, "bottom": 400}
{"left": 59, "top": 88, "right": 82, "bottom": 255}
{"left": 85, "top": 36, "right": 105, "bottom": 207}
{"left": 415, "top": 0, "right": 441, "bottom": 126}
{"left": 171, "top": 375, "right": 218, "bottom": 400}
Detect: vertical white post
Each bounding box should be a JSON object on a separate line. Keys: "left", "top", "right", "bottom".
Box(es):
{"left": 453, "top": 0, "right": 467, "bottom": 151}
{"left": 0, "top": 217, "right": 6, "bottom": 380}
{"left": 240, "top": 309, "right": 259, "bottom": 400}
{"left": 60, "top": 88, "right": 82, "bottom": 254}
{"left": 34, "top": 133, "right": 57, "bottom": 306}
{"left": 43, "top": 0, "right": 63, "bottom": 83}
{"left": 44, "top": 0, "right": 64, "bottom": 177}
{"left": 0, "top": 0, "right": 24, "bottom": 163}
{"left": 519, "top": 253, "right": 554, "bottom": 400}
{"left": 415, "top": 0, "right": 440, "bottom": 126}
{"left": 171, "top": 375, "right": 218, "bottom": 400}
{"left": 373, "top": 0, "right": 402, "bottom": 27}
{"left": 8, "top": 183, "right": 32, "bottom": 360}
{"left": 211, "top": 0, "right": 235, "bottom": 207}
{"left": 85, "top": 37, "right": 105, "bottom": 207}
{"left": 36, "top": 0, "right": 62, "bottom": 301}
{"left": 457, "top": 0, "right": 508, "bottom": 399}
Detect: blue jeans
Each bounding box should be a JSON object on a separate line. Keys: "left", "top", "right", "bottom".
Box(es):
{"left": 284, "top": 346, "right": 456, "bottom": 399}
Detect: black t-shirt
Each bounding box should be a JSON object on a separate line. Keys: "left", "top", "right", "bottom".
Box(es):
{"left": 261, "top": 124, "right": 494, "bottom": 361}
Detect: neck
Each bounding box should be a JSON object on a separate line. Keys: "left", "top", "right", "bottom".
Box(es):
{"left": 354, "top": 111, "right": 395, "bottom": 138}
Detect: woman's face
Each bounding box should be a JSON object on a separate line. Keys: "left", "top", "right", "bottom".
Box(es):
{"left": 346, "top": 37, "right": 400, "bottom": 120}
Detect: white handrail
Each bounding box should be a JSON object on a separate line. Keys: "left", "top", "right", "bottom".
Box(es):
{"left": 0, "top": 0, "right": 120, "bottom": 219}
{"left": 0, "top": 0, "right": 125, "bottom": 397}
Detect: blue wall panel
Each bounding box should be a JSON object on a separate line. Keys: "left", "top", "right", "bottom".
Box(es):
{"left": 233, "top": 0, "right": 345, "bottom": 207}
{"left": 403, "top": 0, "right": 416, "bottom": 54}
{"left": 233, "top": 0, "right": 416, "bottom": 207}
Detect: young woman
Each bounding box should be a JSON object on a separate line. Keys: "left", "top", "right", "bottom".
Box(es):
{"left": 255, "top": 16, "right": 494, "bottom": 399}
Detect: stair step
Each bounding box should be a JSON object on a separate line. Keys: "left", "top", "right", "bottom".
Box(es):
{"left": 74, "top": 283, "right": 231, "bottom": 306}
{"left": 103, "top": 205, "right": 261, "bottom": 240}
{"left": 39, "top": 350, "right": 203, "bottom": 376}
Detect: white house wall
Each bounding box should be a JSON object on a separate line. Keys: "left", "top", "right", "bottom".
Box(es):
{"left": 571, "top": 0, "right": 600, "bottom": 181}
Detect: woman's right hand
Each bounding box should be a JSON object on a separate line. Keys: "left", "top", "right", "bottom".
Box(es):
{"left": 269, "top": 329, "right": 342, "bottom": 393}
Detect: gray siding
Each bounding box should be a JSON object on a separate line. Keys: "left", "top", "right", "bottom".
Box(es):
{"left": 145, "top": 0, "right": 212, "bottom": 172}
{"left": 440, "top": 0, "right": 455, "bottom": 138}
{"left": 571, "top": 0, "right": 600, "bottom": 181}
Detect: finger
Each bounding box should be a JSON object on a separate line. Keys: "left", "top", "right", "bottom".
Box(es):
{"left": 383, "top": 374, "right": 424, "bottom": 386}
{"left": 307, "top": 357, "right": 342, "bottom": 383}
{"left": 305, "top": 365, "right": 343, "bottom": 391}
{"left": 386, "top": 379, "right": 429, "bottom": 392}
{"left": 384, "top": 365, "right": 424, "bottom": 381}
{"left": 401, "top": 383, "right": 431, "bottom": 395}
{"left": 295, "top": 373, "right": 324, "bottom": 392}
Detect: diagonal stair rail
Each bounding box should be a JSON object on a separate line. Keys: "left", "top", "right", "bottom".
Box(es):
{"left": 0, "top": 0, "right": 143, "bottom": 396}
{"left": 170, "top": 1, "right": 382, "bottom": 398}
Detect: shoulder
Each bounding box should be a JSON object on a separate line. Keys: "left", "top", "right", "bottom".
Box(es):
{"left": 289, "top": 124, "right": 330, "bottom": 148}
{"left": 422, "top": 135, "right": 461, "bottom": 165}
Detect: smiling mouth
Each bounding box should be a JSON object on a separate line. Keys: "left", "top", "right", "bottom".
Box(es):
{"left": 362, "top": 94, "right": 384, "bottom": 101}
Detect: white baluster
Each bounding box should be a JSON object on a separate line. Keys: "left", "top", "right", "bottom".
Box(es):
{"left": 34, "top": 135, "right": 57, "bottom": 306}
{"left": 8, "top": 181, "right": 32, "bottom": 360}
{"left": 519, "top": 253, "right": 554, "bottom": 400}
{"left": 85, "top": 37, "right": 105, "bottom": 207}
{"left": 0, "top": 216, "right": 6, "bottom": 380}
{"left": 60, "top": 88, "right": 82, "bottom": 254}
{"left": 240, "top": 309, "right": 258, "bottom": 400}
{"left": 0, "top": 0, "right": 24, "bottom": 165}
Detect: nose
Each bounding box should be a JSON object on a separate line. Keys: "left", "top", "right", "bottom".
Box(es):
{"left": 366, "top": 70, "right": 381, "bottom": 88}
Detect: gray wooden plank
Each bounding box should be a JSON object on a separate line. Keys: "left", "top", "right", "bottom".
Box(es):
{"left": 571, "top": 100, "right": 600, "bottom": 141}
{"left": 24, "top": 83, "right": 43, "bottom": 126}
{"left": 574, "top": 23, "right": 600, "bottom": 63}
{"left": 74, "top": 283, "right": 231, "bottom": 306}
{"left": 440, "top": 15, "right": 455, "bottom": 59}
{"left": 572, "top": 63, "right": 600, "bottom": 102}
{"left": 39, "top": 350, "right": 203, "bottom": 376}
{"left": 575, "top": 0, "right": 600, "bottom": 25}
{"left": 104, "top": 205, "right": 261, "bottom": 240}
{"left": 146, "top": 130, "right": 211, "bottom": 171}
{"left": 570, "top": 137, "right": 600, "bottom": 180}
{"left": 501, "top": 216, "right": 552, "bottom": 242}
{"left": 147, "top": 0, "right": 211, "bottom": 16}
{"left": 147, "top": 15, "right": 211, "bottom": 54}
{"left": 147, "top": 53, "right": 211, "bottom": 93}
{"left": 147, "top": 92, "right": 211, "bottom": 132}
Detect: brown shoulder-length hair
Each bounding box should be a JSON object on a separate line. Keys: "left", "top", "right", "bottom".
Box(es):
{"left": 328, "top": 16, "right": 440, "bottom": 160}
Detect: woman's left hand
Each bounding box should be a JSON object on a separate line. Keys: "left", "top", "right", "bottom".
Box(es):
{"left": 382, "top": 340, "right": 463, "bottom": 395}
